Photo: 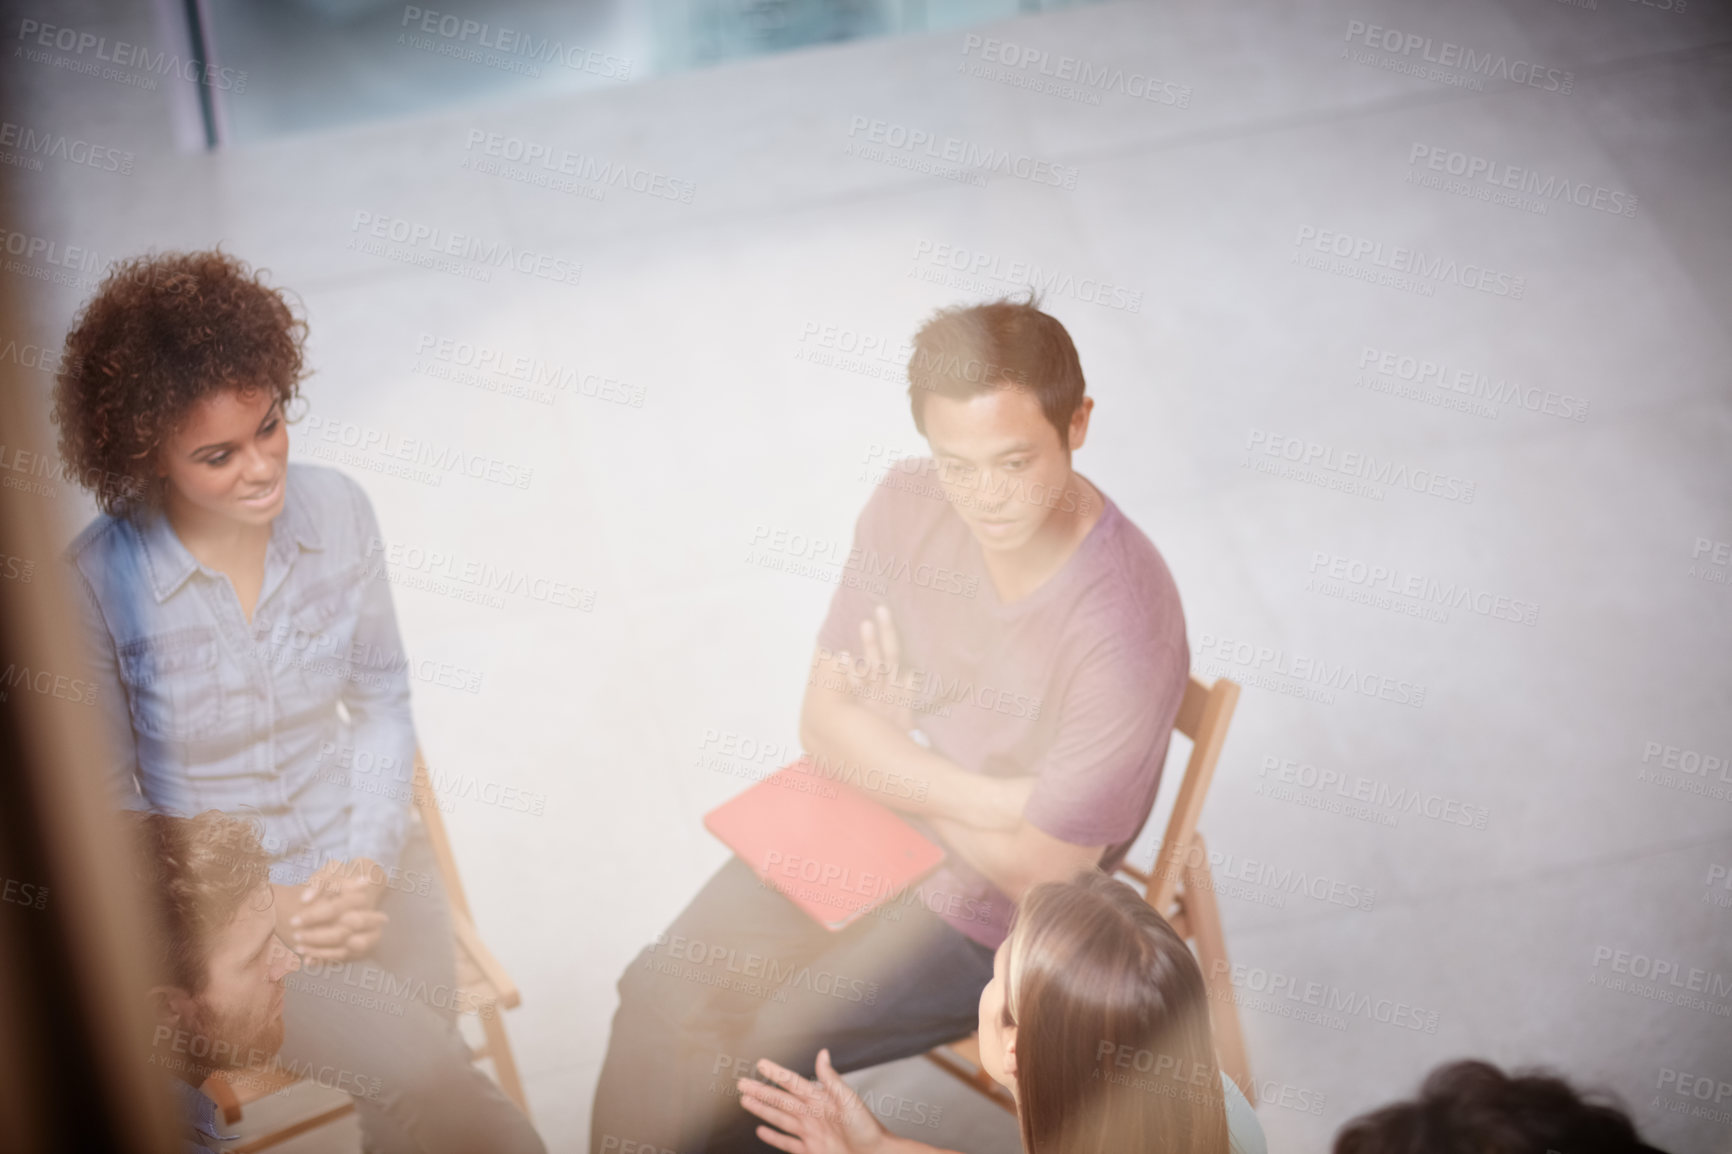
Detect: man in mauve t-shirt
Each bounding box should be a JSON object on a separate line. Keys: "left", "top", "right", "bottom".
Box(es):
{"left": 590, "top": 298, "right": 1188, "bottom": 1153}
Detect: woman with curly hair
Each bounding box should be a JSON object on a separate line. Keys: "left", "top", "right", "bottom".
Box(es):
{"left": 57, "top": 249, "right": 543, "bottom": 1154}
{"left": 736, "top": 871, "right": 1264, "bottom": 1154}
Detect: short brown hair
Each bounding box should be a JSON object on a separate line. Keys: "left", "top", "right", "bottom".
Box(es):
{"left": 906, "top": 296, "right": 1084, "bottom": 443}
{"left": 126, "top": 811, "right": 273, "bottom": 993}
{"left": 52, "top": 249, "right": 307, "bottom": 517}
{"left": 1333, "top": 1060, "right": 1659, "bottom": 1154}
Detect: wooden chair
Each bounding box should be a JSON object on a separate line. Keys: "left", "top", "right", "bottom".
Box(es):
{"left": 923, "top": 672, "right": 1252, "bottom": 1111}
{"left": 201, "top": 752, "right": 531, "bottom": 1152}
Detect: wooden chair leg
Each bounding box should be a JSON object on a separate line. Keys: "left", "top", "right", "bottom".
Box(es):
{"left": 480, "top": 1005, "right": 531, "bottom": 1116}
{"left": 1182, "top": 832, "right": 1254, "bottom": 1106}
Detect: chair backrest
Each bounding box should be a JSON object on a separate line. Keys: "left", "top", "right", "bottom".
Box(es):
{"left": 1125, "top": 673, "right": 1240, "bottom": 913}
{"left": 410, "top": 751, "right": 475, "bottom": 922}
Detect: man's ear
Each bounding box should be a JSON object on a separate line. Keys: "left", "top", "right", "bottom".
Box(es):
{"left": 1068, "top": 396, "right": 1094, "bottom": 454}
{"left": 148, "top": 984, "right": 199, "bottom": 1034}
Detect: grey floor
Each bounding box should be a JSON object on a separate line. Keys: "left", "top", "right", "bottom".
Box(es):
{"left": 5, "top": 0, "right": 1732, "bottom": 1151}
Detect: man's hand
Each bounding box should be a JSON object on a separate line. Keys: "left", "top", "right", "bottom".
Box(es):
{"left": 270, "top": 883, "right": 304, "bottom": 953}
{"left": 738, "top": 1050, "right": 894, "bottom": 1154}
{"left": 837, "top": 605, "right": 914, "bottom": 733}
{"left": 289, "top": 858, "right": 390, "bottom": 962}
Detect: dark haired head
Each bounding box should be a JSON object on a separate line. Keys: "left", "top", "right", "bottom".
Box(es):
{"left": 1333, "top": 1059, "right": 1666, "bottom": 1154}
{"left": 906, "top": 296, "right": 1085, "bottom": 445}
{"left": 52, "top": 249, "right": 307, "bottom": 517}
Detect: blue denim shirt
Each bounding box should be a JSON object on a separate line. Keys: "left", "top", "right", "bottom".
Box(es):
{"left": 68, "top": 464, "right": 417, "bottom": 885}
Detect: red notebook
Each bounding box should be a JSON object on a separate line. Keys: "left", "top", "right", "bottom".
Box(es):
{"left": 704, "top": 759, "right": 946, "bottom": 932}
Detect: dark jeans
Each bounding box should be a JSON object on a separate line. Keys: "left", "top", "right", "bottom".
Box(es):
{"left": 275, "top": 822, "right": 545, "bottom": 1154}
{"left": 589, "top": 857, "right": 996, "bottom": 1154}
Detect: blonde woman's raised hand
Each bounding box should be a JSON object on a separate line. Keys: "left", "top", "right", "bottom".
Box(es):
{"left": 737, "top": 1050, "right": 889, "bottom": 1154}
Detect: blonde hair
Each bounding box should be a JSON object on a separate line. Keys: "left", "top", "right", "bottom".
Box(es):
{"left": 1003, "top": 872, "right": 1229, "bottom": 1154}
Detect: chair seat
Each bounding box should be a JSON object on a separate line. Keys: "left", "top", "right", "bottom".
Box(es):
{"left": 454, "top": 912, "right": 520, "bottom": 1011}
{"left": 946, "top": 1034, "right": 984, "bottom": 1066}
{"left": 458, "top": 955, "right": 493, "bottom": 1000}
{"left": 925, "top": 1033, "right": 1017, "bottom": 1113}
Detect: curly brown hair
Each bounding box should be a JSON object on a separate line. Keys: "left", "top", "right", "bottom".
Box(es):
{"left": 51, "top": 249, "right": 308, "bottom": 517}
{"left": 125, "top": 810, "right": 273, "bottom": 994}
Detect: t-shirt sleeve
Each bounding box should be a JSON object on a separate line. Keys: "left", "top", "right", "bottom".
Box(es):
{"left": 814, "top": 483, "right": 900, "bottom": 656}
{"left": 1022, "top": 636, "right": 1188, "bottom": 849}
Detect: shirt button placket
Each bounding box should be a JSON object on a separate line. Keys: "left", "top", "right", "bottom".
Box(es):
{"left": 243, "top": 601, "right": 285, "bottom": 852}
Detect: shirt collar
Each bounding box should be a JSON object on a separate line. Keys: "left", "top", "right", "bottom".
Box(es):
{"left": 173, "top": 1077, "right": 236, "bottom": 1148}
{"left": 269, "top": 468, "right": 325, "bottom": 566}
{"left": 134, "top": 469, "right": 324, "bottom": 603}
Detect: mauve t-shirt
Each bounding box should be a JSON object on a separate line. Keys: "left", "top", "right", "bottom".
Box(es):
{"left": 815, "top": 464, "right": 1188, "bottom": 948}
